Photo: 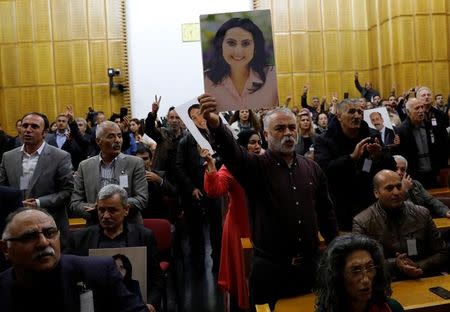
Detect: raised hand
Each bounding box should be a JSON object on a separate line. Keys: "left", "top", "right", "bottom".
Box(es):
{"left": 198, "top": 93, "right": 220, "bottom": 128}
{"left": 152, "top": 95, "right": 161, "bottom": 113}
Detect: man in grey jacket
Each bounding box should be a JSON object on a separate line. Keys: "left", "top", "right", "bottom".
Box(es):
{"left": 353, "top": 169, "right": 448, "bottom": 280}
{"left": 70, "top": 121, "right": 148, "bottom": 224}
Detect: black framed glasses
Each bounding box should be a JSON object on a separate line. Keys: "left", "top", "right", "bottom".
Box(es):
{"left": 4, "top": 227, "right": 59, "bottom": 243}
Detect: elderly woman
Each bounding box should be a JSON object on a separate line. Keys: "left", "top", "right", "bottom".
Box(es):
{"left": 295, "top": 108, "right": 318, "bottom": 155}
{"left": 315, "top": 234, "right": 404, "bottom": 312}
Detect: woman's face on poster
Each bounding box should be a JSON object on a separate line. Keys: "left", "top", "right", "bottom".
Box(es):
{"left": 222, "top": 27, "right": 254, "bottom": 69}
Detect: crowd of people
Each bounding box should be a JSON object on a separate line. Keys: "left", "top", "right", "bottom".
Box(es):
{"left": 0, "top": 75, "right": 449, "bottom": 312}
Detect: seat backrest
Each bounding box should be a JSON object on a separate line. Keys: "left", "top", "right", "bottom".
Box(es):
{"left": 143, "top": 218, "right": 172, "bottom": 253}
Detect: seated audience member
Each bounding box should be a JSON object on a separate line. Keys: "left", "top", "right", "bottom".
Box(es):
{"left": 394, "top": 155, "right": 450, "bottom": 218}
{"left": 315, "top": 99, "right": 396, "bottom": 230}
{"left": 135, "top": 143, "right": 176, "bottom": 219}
{"left": 113, "top": 253, "right": 144, "bottom": 301}
{"left": 354, "top": 72, "right": 380, "bottom": 102}
{"left": 295, "top": 108, "right": 318, "bottom": 155}
{"left": 353, "top": 170, "right": 448, "bottom": 280}
{"left": 199, "top": 94, "right": 338, "bottom": 309}
{"left": 315, "top": 112, "right": 328, "bottom": 135}
{"left": 70, "top": 121, "right": 148, "bottom": 224}
{"left": 397, "top": 97, "right": 448, "bottom": 188}
{"left": 68, "top": 184, "right": 163, "bottom": 311}
{"left": 0, "top": 208, "right": 149, "bottom": 312}
{"left": 315, "top": 234, "right": 404, "bottom": 312}
{"left": 202, "top": 129, "right": 263, "bottom": 311}
{"left": 229, "top": 109, "right": 261, "bottom": 137}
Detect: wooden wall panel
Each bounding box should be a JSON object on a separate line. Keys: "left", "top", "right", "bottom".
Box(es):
{"left": 323, "top": 32, "right": 339, "bottom": 71}
{"left": 0, "top": 1, "right": 17, "bottom": 43}
{"left": 400, "top": 63, "right": 417, "bottom": 92}
{"left": 322, "top": 0, "right": 338, "bottom": 31}
{"left": 51, "top": 0, "right": 71, "bottom": 41}
{"left": 72, "top": 41, "right": 91, "bottom": 83}
{"left": 415, "top": 16, "right": 432, "bottom": 61}
{"left": 88, "top": 0, "right": 107, "bottom": 39}
{"left": 18, "top": 43, "right": 36, "bottom": 85}
{"left": 309, "top": 32, "right": 323, "bottom": 71}
{"left": 338, "top": 0, "right": 353, "bottom": 30}
{"left": 414, "top": 0, "right": 430, "bottom": 14}
{"left": 397, "top": 0, "right": 413, "bottom": 15}
{"left": 432, "top": 15, "right": 448, "bottom": 60}
{"left": 33, "top": 0, "right": 52, "bottom": 41}
{"left": 71, "top": 0, "right": 89, "bottom": 40}
{"left": 433, "top": 62, "right": 449, "bottom": 94}
{"left": 35, "top": 43, "right": 54, "bottom": 85}
{"left": 272, "top": 0, "right": 290, "bottom": 32}
{"left": 306, "top": 0, "right": 321, "bottom": 31}
{"left": 1, "top": 45, "right": 19, "bottom": 86}
{"left": 339, "top": 31, "right": 353, "bottom": 70}
{"left": 398, "top": 17, "right": 415, "bottom": 62}
{"left": 325, "top": 72, "right": 341, "bottom": 99}
{"left": 277, "top": 74, "right": 293, "bottom": 105}
{"left": 431, "top": 0, "right": 446, "bottom": 13}
{"left": 0, "top": 0, "right": 127, "bottom": 134}
{"left": 16, "top": 0, "right": 33, "bottom": 42}
{"left": 273, "top": 34, "right": 291, "bottom": 73}
{"left": 353, "top": 0, "right": 367, "bottom": 30}
{"left": 289, "top": 0, "right": 306, "bottom": 31}
{"left": 417, "top": 63, "right": 434, "bottom": 87}
{"left": 354, "top": 32, "right": 369, "bottom": 70}
{"left": 291, "top": 33, "right": 308, "bottom": 72}
{"left": 292, "top": 73, "right": 308, "bottom": 104}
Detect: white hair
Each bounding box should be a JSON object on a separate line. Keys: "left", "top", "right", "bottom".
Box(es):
{"left": 96, "top": 120, "right": 119, "bottom": 139}
{"left": 263, "top": 107, "right": 296, "bottom": 130}
{"left": 393, "top": 155, "right": 408, "bottom": 169}
{"left": 405, "top": 98, "right": 419, "bottom": 114}
{"left": 97, "top": 184, "right": 128, "bottom": 207}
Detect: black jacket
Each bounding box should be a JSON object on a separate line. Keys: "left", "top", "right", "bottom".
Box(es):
{"left": 315, "top": 118, "right": 396, "bottom": 230}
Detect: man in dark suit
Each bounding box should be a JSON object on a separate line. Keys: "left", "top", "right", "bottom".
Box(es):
{"left": 0, "top": 208, "right": 148, "bottom": 312}
{"left": 0, "top": 112, "right": 74, "bottom": 246}
{"left": 369, "top": 111, "right": 395, "bottom": 146}
{"left": 67, "top": 184, "right": 163, "bottom": 311}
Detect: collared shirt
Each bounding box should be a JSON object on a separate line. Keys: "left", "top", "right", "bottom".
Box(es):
{"left": 21, "top": 142, "right": 46, "bottom": 208}
{"left": 211, "top": 122, "right": 338, "bottom": 261}
{"left": 204, "top": 66, "right": 278, "bottom": 111}
{"left": 98, "top": 153, "right": 118, "bottom": 188}
{"left": 55, "top": 131, "right": 67, "bottom": 148}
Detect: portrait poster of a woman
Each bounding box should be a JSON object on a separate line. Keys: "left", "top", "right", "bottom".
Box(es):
{"left": 200, "top": 10, "right": 279, "bottom": 112}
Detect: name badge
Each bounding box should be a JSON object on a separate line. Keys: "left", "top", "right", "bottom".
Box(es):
{"left": 407, "top": 238, "right": 418, "bottom": 256}
{"left": 119, "top": 174, "right": 129, "bottom": 188}
{"left": 430, "top": 132, "right": 435, "bottom": 144}
{"left": 20, "top": 176, "right": 29, "bottom": 190}
{"left": 80, "top": 290, "right": 94, "bottom": 312}
{"left": 362, "top": 158, "right": 372, "bottom": 173}
{"left": 431, "top": 118, "right": 437, "bottom": 126}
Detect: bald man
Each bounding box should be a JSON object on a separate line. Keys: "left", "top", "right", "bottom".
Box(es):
{"left": 353, "top": 170, "right": 448, "bottom": 280}
{"left": 0, "top": 208, "right": 148, "bottom": 312}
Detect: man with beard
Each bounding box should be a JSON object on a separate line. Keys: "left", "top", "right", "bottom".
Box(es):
{"left": 198, "top": 93, "right": 338, "bottom": 309}
{"left": 70, "top": 121, "right": 148, "bottom": 224}
{"left": 353, "top": 170, "right": 448, "bottom": 280}
{"left": 0, "top": 208, "right": 148, "bottom": 311}
{"left": 315, "top": 99, "right": 396, "bottom": 230}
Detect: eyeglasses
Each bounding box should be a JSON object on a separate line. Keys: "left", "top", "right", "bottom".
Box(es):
{"left": 347, "top": 265, "right": 377, "bottom": 278}
{"left": 4, "top": 227, "right": 59, "bottom": 243}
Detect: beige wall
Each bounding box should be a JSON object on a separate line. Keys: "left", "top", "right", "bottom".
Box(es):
{"left": 0, "top": 0, "right": 127, "bottom": 134}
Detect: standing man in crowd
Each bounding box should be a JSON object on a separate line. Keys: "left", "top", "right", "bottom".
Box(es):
{"left": 199, "top": 94, "right": 338, "bottom": 309}
{"left": 70, "top": 121, "right": 148, "bottom": 224}
{"left": 0, "top": 112, "right": 74, "bottom": 246}
{"left": 45, "top": 114, "right": 69, "bottom": 149}
{"left": 315, "top": 99, "right": 396, "bottom": 230}
{"left": 354, "top": 72, "right": 380, "bottom": 102}
{"left": 0, "top": 208, "right": 149, "bottom": 311}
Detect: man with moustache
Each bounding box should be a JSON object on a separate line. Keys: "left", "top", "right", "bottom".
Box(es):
{"left": 315, "top": 99, "right": 396, "bottom": 230}
{"left": 70, "top": 121, "right": 148, "bottom": 224}
{"left": 369, "top": 111, "right": 395, "bottom": 146}
{"left": 198, "top": 94, "right": 338, "bottom": 308}
{"left": 353, "top": 170, "right": 448, "bottom": 280}
{"left": 0, "top": 208, "right": 149, "bottom": 311}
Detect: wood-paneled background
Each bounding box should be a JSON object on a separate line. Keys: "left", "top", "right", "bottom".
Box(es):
{"left": 255, "top": 0, "right": 450, "bottom": 107}
{"left": 0, "top": 0, "right": 127, "bottom": 134}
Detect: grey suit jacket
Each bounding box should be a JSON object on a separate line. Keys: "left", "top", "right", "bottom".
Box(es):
{"left": 70, "top": 153, "right": 148, "bottom": 221}
{"left": 0, "top": 143, "right": 74, "bottom": 234}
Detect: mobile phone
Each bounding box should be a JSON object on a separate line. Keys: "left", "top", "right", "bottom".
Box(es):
{"left": 429, "top": 286, "right": 450, "bottom": 299}
{"left": 344, "top": 92, "right": 349, "bottom": 99}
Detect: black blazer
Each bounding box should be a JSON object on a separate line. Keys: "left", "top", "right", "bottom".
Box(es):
{"left": 0, "top": 255, "right": 148, "bottom": 312}
{"left": 67, "top": 223, "right": 164, "bottom": 308}
{"left": 383, "top": 127, "right": 395, "bottom": 146}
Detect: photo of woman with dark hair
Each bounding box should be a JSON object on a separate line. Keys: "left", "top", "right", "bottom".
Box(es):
{"left": 113, "top": 253, "right": 144, "bottom": 302}
{"left": 202, "top": 11, "right": 278, "bottom": 111}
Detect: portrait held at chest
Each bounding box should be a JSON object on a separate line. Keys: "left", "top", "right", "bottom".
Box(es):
{"left": 200, "top": 10, "right": 279, "bottom": 112}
